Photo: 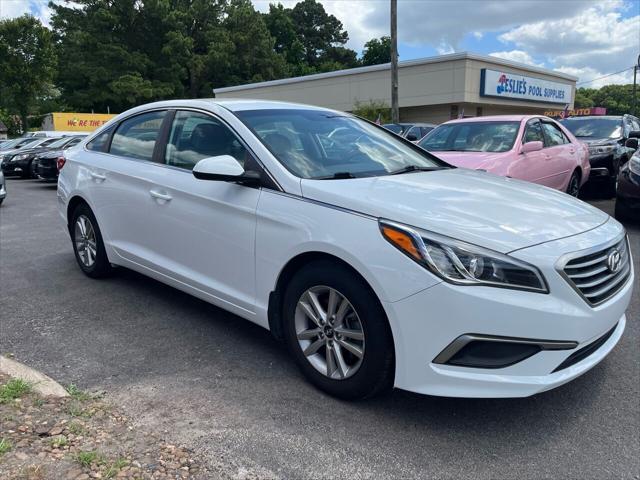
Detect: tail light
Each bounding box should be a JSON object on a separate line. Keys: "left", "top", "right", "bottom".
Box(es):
{"left": 56, "top": 156, "right": 66, "bottom": 171}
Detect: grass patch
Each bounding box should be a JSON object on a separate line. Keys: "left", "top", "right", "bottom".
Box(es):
{"left": 104, "top": 458, "right": 129, "bottom": 478}
{"left": 0, "top": 438, "right": 12, "bottom": 456}
{"left": 66, "top": 384, "right": 92, "bottom": 402}
{"left": 74, "top": 450, "right": 104, "bottom": 468}
{"left": 68, "top": 421, "right": 87, "bottom": 436}
{"left": 49, "top": 435, "right": 68, "bottom": 448}
{"left": 66, "top": 401, "right": 93, "bottom": 418}
{"left": 0, "top": 379, "right": 31, "bottom": 403}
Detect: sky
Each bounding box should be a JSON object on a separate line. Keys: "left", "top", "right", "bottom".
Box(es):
{"left": 1, "top": 0, "right": 639, "bottom": 87}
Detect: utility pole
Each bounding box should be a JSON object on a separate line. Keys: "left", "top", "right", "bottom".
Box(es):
{"left": 390, "top": 0, "right": 399, "bottom": 123}
{"left": 633, "top": 54, "right": 640, "bottom": 117}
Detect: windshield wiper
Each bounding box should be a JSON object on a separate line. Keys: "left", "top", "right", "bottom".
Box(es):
{"left": 316, "top": 171, "right": 357, "bottom": 179}
{"left": 388, "top": 165, "right": 447, "bottom": 175}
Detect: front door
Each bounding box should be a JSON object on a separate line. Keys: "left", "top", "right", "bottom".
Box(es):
{"left": 139, "top": 110, "right": 261, "bottom": 314}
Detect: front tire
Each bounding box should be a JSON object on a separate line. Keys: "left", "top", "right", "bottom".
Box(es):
{"left": 283, "top": 260, "right": 394, "bottom": 400}
{"left": 566, "top": 170, "right": 581, "bottom": 197}
{"left": 70, "top": 203, "right": 112, "bottom": 278}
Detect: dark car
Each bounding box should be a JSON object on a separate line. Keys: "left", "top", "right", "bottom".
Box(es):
{"left": 34, "top": 136, "right": 85, "bottom": 181}
{"left": 560, "top": 114, "right": 640, "bottom": 197}
{"left": 2, "top": 137, "right": 74, "bottom": 178}
{"left": 615, "top": 135, "right": 640, "bottom": 223}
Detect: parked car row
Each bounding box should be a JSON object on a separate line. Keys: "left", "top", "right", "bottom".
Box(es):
{"left": 1, "top": 134, "right": 86, "bottom": 180}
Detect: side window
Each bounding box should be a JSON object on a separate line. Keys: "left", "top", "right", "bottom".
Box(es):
{"left": 40, "top": 138, "right": 59, "bottom": 147}
{"left": 165, "top": 111, "right": 248, "bottom": 170}
{"left": 523, "top": 120, "right": 544, "bottom": 143}
{"left": 631, "top": 118, "right": 640, "bottom": 132}
{"left": 541, "top": 122, "right": 568, "bottom": 147}
{"left": 87, "top": 127, "right": 114, "bottom": 152}
{"left": 110, "top": 111, "right": 167, "bottom": 161}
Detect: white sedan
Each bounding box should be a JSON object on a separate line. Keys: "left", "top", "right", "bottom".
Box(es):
{"left": 57, "top": 100, "right": 633, "bottom": 399}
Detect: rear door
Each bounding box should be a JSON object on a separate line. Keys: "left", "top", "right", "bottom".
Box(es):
{"left": 81, "top": 109, "right": 170, "bottom": 267}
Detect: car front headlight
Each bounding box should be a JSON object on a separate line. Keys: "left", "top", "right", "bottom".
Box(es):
{"left": 629, "top": 155, "right": 640, "bottom": 176}
{"left": 588, "top": 144, "right": 615, "bottom": 156}
{"left": 379, "top": 220, "right": 548, "bottom": 293}
{"left": 12, "top": 153, "right": 29, "bottom": 162}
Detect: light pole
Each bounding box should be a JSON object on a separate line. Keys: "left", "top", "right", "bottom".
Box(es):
{"left": 390, "top": 0, "right": 399, "bottom": 123}
{"left": 633, "top": 54, "right": 640, "bottom": 117}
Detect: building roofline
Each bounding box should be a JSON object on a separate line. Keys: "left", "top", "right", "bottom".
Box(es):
{"left": 213, "top": 51, "right": 578, "bottom": 94}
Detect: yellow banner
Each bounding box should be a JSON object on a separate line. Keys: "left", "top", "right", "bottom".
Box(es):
{"left": 52, "top": 113, "right": 116, "bottom": 132}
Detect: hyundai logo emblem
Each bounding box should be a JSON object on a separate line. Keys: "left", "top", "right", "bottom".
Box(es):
{"left": 606, "top": 249, "right": 622, "bottom": 273}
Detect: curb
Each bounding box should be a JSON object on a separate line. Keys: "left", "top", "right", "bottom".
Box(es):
{"left": 0, "top": 355, "right": 69, "bottom": 398}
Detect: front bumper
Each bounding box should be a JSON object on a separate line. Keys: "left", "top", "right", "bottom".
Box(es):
{"left": 384, "top": 219, "right": 633, "bottom": 398}
{"left": 1, "top": 158, "right": 29, "bottom": 175}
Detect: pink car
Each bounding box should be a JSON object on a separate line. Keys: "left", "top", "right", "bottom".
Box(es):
{"left": 418, "top": 115, "right": 590, "bottom": 196}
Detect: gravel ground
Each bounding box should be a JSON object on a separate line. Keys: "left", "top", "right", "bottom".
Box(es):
{"left": 0, "top": 373, "right": 207, "bottom": 479}
{"left": 0, "top": 178, "right": 638, "bottom": 480}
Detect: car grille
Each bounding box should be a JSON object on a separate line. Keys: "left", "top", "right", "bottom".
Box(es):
{"left": 562, "top": 237, "right": 631, "bottom": 306}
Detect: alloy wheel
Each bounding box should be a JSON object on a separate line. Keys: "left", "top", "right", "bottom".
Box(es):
{"left": 295, "top": 286, "right": 365, "bottom": 380}
{"left": 74, "top": 215, "right": 97, "bottom": 267}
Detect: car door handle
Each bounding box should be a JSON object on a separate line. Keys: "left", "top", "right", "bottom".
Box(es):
{"left": 90, "top": 172, "right": 106, "bottom": 182}
{"left": 149, "top": 190, "right": 172, "bottom": 202}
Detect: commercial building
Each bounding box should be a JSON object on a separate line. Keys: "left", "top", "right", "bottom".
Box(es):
{"left": 214, "top": 52, "right": 577, "bottom": 124}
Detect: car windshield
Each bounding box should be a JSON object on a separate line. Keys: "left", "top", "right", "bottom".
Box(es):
{"left": 236, "top": 109, "right": 447, "bottom": 179}
{"left": 419, "top": 121, "right": 520, "bottom": 152}
{"left": 560, "top": 118, "right": 622, "bottom": 139}
{"left": 0, "top": 138, "right": 21, "bottom": 149}
{"left": 47, "top": 137, "right": 74, "bottom": 149}
{"left": 16, "top": 138, "right": 42, "bottom": 149}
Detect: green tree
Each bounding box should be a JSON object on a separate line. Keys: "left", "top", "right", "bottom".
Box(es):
{"left": 218, "top": 0, "right": 288, "bottom": 87}
{"left": 264, "top": 3, "right": 305, "bottom": 70}
{"left": 573, "top": 84, "right": 636, "bottom": 115}
{"left": 361, "top": 36, "right": 391, "bottom": 66}
{"left": 290, "top": 0, "right": 352, "bottom": 68}
{"left": 352, "top": 99, "right": 390, "bottom": 123}
{"left": 0, "top": 15, "right": 56, "bottom": 132}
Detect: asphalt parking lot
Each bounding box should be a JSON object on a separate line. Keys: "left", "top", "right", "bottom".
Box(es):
{"left": 1, "top": 178, "right": 638, "bottom": 479}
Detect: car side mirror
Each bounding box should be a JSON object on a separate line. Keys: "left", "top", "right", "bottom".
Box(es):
{"left": 629, "top": 130, "right": 640, "bottom": 139}
{"left": 625, "top": 138, "right": 639, "bottom": 150}
{"left": 406, "top": 133, "right": 418, "bottom": 141}
{"left": 192, "top": 155, "right": 261, "bottom": 186}
{"left": 521, "top": 141, "right": 543, "bottom": 153}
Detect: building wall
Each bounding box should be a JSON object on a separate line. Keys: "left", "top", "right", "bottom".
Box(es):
{"left": 215, "top": 53, "right": 577, "bottom": 121}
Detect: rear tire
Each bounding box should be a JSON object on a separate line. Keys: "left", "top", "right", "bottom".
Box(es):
{"left": 282, "top": 260, "right": 394, "bottom": 400}
{"left": 70, "top": 203, "right": 113, "bottom": 278}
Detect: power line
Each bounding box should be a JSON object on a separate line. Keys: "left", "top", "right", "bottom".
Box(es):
{"left": 577, "top": 66, "right": 635, "bottom": 86}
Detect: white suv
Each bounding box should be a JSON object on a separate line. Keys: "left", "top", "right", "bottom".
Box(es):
{"left": 58, "top": 100, "right": 634, "bottom": 399}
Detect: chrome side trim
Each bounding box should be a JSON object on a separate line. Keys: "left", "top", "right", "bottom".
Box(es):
{"left": 433, "top": 333, "right": 577, "bottom": 365}
{"left": 263, "top": 189, "right": 378, "bottom": 221}
{"left": 81, "top": 106, "right": 284, "bottom": 192}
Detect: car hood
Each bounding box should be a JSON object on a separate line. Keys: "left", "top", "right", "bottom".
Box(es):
{"left": 300, "top": 168, "right": 609, "bottom": 253}
{"left": 577, "top": 137, "right": 619, "bottom": 146}
{"left": 430, "top": 151, "right": 508, "bottom": 170}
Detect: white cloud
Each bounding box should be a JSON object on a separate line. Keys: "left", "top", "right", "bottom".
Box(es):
{"left": 489, "top": 50, "right": 543, "bottom": 67}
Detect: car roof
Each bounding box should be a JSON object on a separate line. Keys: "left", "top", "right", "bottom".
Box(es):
{"left": 443, "top": 115, "right": 541, "bottom": 125}
{"left": 560, "top": 115, "right": 623, "bottom": 120}
{"left": 126, "top": 98, "right": 335, "bottom": 114}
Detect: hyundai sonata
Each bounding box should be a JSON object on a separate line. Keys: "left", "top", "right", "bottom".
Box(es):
{"left": 58, "top": 100, "right": 634, "bottom": 399}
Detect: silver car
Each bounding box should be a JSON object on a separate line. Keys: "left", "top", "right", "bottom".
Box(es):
{"left": 0, "top": 171, "right": 6, "bottom": 205}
